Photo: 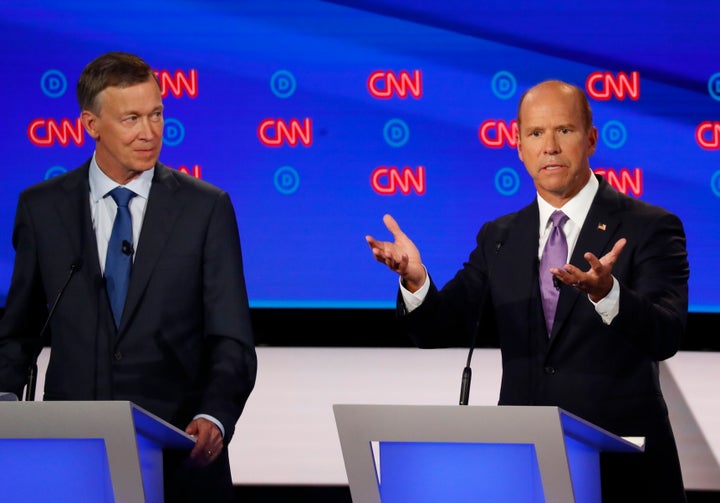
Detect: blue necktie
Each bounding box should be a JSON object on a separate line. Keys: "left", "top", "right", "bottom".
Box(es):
{"left": 539, "top": 210, "right": 569, "bottom": 335}
{"left": 105, "top": 187, "right": 136, "bottom": 327}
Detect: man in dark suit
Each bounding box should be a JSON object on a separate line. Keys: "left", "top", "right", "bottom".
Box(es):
{"left": 0, "top": 52, "right": 257, "bottom": 502}
{"left": 366, "top": 80, "right": 688, "bottom": 502}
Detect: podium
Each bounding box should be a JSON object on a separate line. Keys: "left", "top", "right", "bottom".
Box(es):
{"left": 0, "top": 400, "right": 195, "bottom": 503}
{"left": 333, "top": 404, "right": 644, "bottom": 503}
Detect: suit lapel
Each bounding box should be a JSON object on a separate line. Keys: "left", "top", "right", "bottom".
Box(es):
{"left": 56, "top": 164, "right": 104, "bottom": 291}
{"left": 504, "top": 204, "right": 541, "bottom": 290}
{"left": 119, "top": 164, "right": 181, "bottom": 333}
{"left": 493, "top": 203, "right": 545, "bottom": 338}
{"left": 551, "top": 178, "right": 623, "bottom": 338}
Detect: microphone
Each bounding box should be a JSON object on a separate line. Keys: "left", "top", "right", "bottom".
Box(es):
{"left": 459, "top": 318, "right": 480, "bottom": 405}
{"left": 459, "top": 236, "right": 504, "bottom": 405}
{"left": 121, "top": 240, "right": 134, "bottom": 256}
{"left": 459, "top": 280, "right": 492, "bottom": 405}
{"left": 24, "top": 259, "right": 82, "bottom": 401}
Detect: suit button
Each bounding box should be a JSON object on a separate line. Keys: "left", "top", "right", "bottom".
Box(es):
{"left": 113, "top": 351, "right": 123, "bottom": 361}
{"left": 544, "top": 366, "right": 556, "bottom": 374}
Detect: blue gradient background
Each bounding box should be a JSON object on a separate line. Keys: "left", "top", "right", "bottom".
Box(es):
{"left": 1, "top": 0, "right": 718, "bottom": 310}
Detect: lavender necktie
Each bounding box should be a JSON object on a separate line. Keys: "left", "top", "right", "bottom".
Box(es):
{"left": 539, "top": 210, "right": 569, "bottom": 335}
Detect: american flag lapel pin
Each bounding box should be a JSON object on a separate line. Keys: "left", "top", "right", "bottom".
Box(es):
{"left": 597, "top": 222, "right": 607, "bottom": 231}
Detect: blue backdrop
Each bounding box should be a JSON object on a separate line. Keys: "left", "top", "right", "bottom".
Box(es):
{"left": 1, "top": 0, "right": 718, "bottom": 311}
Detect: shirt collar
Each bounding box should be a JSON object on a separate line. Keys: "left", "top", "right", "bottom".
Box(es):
{"left": 88, "top": 152, "right": 155, "bottom": 202}
{"left": 537, "top": 171, "right": 598, "bottom": 229}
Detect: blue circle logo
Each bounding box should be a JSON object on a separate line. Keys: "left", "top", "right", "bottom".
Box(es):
{"left": 491, "top": 71, "right": 517, "bottom": 100}
{"left": 708, "top": 73, "right": 720, "bottom": 102}
{"left": 494, "top": 167, "right": 520, "bottom": 196}
{"left": 271, "top": 70, "right": 297, "bottom": 99}
{"left": 383, "top": 119, "right": 410, "bottom": 147}
{"left": 601, "top": 120, "right": 627, "bottom": 149}
{"left": 711, "top": 170, "right": 720, "bottom": 197}
{"left": 274, "top": 166, "right": 300, "bottom": 194}
{"left": 40, "top": 70, "right": 67, "bottom": 98}
{"left": 163, "top": 118, "right": 185, "bottom": 147}
{"left": 44, "top": 165, "right": 67, "bottom": 179}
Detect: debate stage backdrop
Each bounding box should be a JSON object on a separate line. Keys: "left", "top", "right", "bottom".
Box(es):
{"left": 2, "top": 1, "right": 720, "bottom": 497}
{"left": 1, "top": 0, "right": 720, "bottom": 313}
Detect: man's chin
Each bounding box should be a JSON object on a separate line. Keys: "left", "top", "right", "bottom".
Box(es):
{"left": 134, "top": 159, "right": 158, "bottom": 171}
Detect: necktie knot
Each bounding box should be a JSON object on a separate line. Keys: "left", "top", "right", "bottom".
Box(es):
{"left": 549, "top": 210, "right": 568, "bottom": 229}
{"left": 108, "top": 187, "right": 136, "bottom": 208}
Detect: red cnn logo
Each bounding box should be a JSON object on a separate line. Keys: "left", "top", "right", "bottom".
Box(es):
{"left": 28, "top": 118, "right": 84, "bottom": 147}
{"left": 258, "top": 118, "right": 313, "bottom": 147}
{"left": 176, "top": 165, "right": 203, "bottom": 179}
{"left": 696, "top": 121, "right": 720, "bottom": 150}
{"left": 478, "top": 120, "right": 517, "bottom": 148}
{"left": 367, "top": 70, "right": 422, "bottom": 99}
{"left": 155, "top": 69, "right": 198, "bottom": 99}
{"left": 586, "top": 71, "right": 640, "bottom": 101}
{"left": 594, "top": 168, "right": 643, "bottom": 197}
{"left": 371, "top": 166, "right": 426, "bottom": 195}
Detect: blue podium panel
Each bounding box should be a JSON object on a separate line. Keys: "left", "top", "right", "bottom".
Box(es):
{"left": 0, "top": 439, "right": 113, "bottom": 503}
{"left": 0, "top": 401, "right": 195, "bottom": 503}
{"left": 565, "top": 436, "right": 602, "bottom": 502}
{"left": 379, "top": 442, "right": 544, "bottom": 502}
{"left": 333, "top": 405, "right": 643, "bottom": 503}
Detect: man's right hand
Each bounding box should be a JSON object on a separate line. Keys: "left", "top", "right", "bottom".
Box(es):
{"left": 365, "top": 214, "right": 426, "bottom": 292}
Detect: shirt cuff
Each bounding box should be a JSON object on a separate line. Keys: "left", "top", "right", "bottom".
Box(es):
{"left": 590, "top": 276, "right": 620, "bottom": 324}
{"left": 399, "top": 266, "right": 430, "bottom": 313}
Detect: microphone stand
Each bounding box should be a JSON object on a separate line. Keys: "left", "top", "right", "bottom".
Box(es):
{"left": 458, "top": 264, "right": 498, "bottom": 405}
{"left": 24, "top": 261, "right": 81, "bottom": 401}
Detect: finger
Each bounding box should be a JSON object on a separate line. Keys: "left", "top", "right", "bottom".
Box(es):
{"left": 205, "top": 444, "right": 221, "bottom": 460}
{"left": 366, "top": 235, "right": 384, "bottom": 254}
{"left": 583, "top": 252, "right": 602, "bottom": 271}
{"left": 551, "top": 264, "right": 575, "bottom": 279}
{"left": 604, "top": 238, "right": 627, "bottom": 264}
{"left": 612, "top": 237, "right": 627, "bottom": 255}
{"left": 382, "top": 214, "right": 406, "bottom": 240}
{"left": 385, "top": 253, "right": 408, "bottom": 272}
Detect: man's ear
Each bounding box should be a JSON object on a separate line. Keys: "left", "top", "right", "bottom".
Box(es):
{"left": 587, "top": 126, "right": 599, "bottom": 155}
{"left": 516, "top": 134, "right": 524, "bottom": 162}
{"left": 80, "top": 110, "right": 99, "bottom": 140}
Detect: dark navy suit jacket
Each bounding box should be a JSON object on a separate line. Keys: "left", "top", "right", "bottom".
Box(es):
{"left": 0, "top": 160, "right": 257, "bottom": 500}
{"left": 400, "top": 175, "right": 689, "bottom": 501}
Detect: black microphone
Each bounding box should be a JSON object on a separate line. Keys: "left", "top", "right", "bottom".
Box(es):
{"left": 459, "top": 281, "right": 492, "bottom": 405}
{"left": 121, "top": 240, "right": 134, "bottom": 256}
{"left": 459, "top": 317, "right": 480, "bottom": 406}
{"left": 459, "top": 237, "right": 504, "bottom": 405}
{"left": 24, "top": 259, "right": 82, "bottom": 401}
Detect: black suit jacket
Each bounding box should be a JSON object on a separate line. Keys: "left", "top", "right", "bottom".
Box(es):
{"left": 0, "top": 160, "right": 257, "bottom": 499}
{"left": 401, "top": 175, "right": 689, "bottom": 501}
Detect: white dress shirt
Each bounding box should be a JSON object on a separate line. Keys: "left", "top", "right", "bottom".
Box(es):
{"left": 401, "top": 171, "right": 619, "bottom": 325}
